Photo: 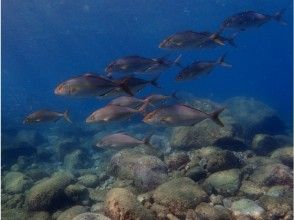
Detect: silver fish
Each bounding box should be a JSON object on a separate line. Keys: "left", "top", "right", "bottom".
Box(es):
{"left": 176, "top": 54, "right": 232, "bottom": 81}
{"left": 109, "top": 96, "right": 145, "bottom": 108}
{"left": 143, "top": 104, "right": 225, "bottom": 127}
{"left": 96, "top": 133, "right": 151, "bottom": 149}
{"left": 23, "top": 109, "right": 71, "bottom": 124}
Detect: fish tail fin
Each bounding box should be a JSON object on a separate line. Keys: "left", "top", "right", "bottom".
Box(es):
{"left": 217, "top": 53, "right": 232, "bottom": 67}
{"left": 173, "top": 54, "right": 183, "bottom": 68}
{"left": 119, "top": 78, "right": 134, "bottom": 96}
{"left": 138, "top": 101, "right": 150, "bottom": 114}
{"left": 150, "top": 76, "right": 161, "bottom": 88}
{"left": 209, "top": 32, "right": 225, "bottom": 46}
{"left": 143, "top": 134, "right": 153, "bottom": 147}
{"left": 143, "top": 98, "right": 155, "bottom": 108}
{"left": 209, "top": 107, "right": 225, "bottom": 127}
{"left": 63, "top": 110, "right": 72, "bottom": 123}
{"left": 273, "top": 9, "right": 287, "bottom": 25}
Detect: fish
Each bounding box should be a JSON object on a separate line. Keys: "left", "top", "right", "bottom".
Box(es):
{"left": 23, "top": 109, "right": 72, "bottom": 124}
{"left": 143, "top": 104, "right": 225, "bottom": 127}
{"left": 96, "top": 133, "right": 152, "bottom": 149}
{"left": 109, "top": 96, "right": 145, "bottom": 108}
{"left": 144, "top": 94, "right": 173, "bottom": 104}
{"left": 99, "top": 76, "right": 161, "bottom": 98}
{"left": 105, "top": 55, "right": 181, "bottom": 77}
{"left": 54, "top": 73, "right": 133, "bottom": 97}
{"left": 220, "top": 9, "right": 287, "bottom": 32}
{"left": 176, "top": 54, "right": 232, "bottom": 81}
{"left": 85, "top": 103, "right": 148, "bottom": 123}
{"left": 159, "top": 31, "right": 236, "bottom": 49}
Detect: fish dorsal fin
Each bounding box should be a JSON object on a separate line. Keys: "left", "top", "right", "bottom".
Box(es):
{"left": 179, "top": 104, "right": 209, "bottom": 115}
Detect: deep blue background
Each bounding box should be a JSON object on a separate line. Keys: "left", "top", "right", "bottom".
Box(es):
{"left": 2, "top": 0, "right": 293, "bottom": 129}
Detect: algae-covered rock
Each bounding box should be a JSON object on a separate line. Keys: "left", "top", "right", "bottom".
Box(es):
{"left": 64, "top": 184, "right": 89, "bottom": 205}
{"left": 187, "top": 147, "right": 242, "bottom": 173}
{"left": 249, "top": 163, "right": 293, "bottom": 186}
{"left": 78, "top": 174, "right": 100, "bottom": 188}
{"left": 164, "top": 151, "right": 189, "bottom": 171}
{"left": 133, "top": 155, "right": 168, "bottom": 192}
{"left": 195, "top": 202, "right": 232, "bottom": 220}
{"left": 238, "top": 180, "right": 265, "bottom": 200}
{"left": 104, "top": 187, "right": 155, "bottom": 220}
{"left": 57, "top": 205, "right": 89, "bottom": 220}
{"left": 203, "top": 169, "right": 241, "bottom": 196}
{"left": 64, "top": 149, "right": 89, "bottom": 171}
{"left": 153, "top": 177, "right": 208, "bottom": 217}
{"left": 1, "top": 193, "right": 25, "bottom": 209}
{"left": 3, "top": 171, "right": 32, "bottom": 194}
{"left": 29, "top": 211, "right": 51, "bottom": 220}
{"left": 231, "top": 199, "right": 265, "bottom": 219}
{"left": 73, "top": 212, "right": 111, "bottom": 220}
{"left": 258, "top": 195, "right": 292, "bottom": 218}
{"left": 185, "top": 166, "right": 207, "bottom": 182}
{"left": 251, "top": 134, "right": 280, "bottom": 154}
{"left": 26, "top": 171, "right": 74, "bottom": 211}
{"left": 271, "top": 146, "right": 293, "bottom": 167}
{"left": 1, "top": 208, "right": 29, "bottom": 220}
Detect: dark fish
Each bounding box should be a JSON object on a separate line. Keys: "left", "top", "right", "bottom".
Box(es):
{"left": 54, "top": 73, "right": 133, "bottom": 97}
{"left": 85, "top": 103, "right": 147, "bottom": 123}
{"left": 105, "top": 55, "right": 181, "bottom": 77}
{"left": 23, "top": 109, "right": 72, "bottom": 124}
{"left": 176, "top": 54, "right": 232, "bottom": 81}
{"left": 96, "top": 133, "right": 152, "bottom": 149}
{"left": 159, "top": 31, "right": 235, "bottom": 49}
{"left": 99, "top": 76, "right": 161, "bottom": 97}
{"left": 143, "top": 104, "right": 225, "bottom": 127}
{"left": 220, "top": 9, "right": 287, "bottom": 32}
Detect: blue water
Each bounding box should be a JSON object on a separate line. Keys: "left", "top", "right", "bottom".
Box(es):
{"left": 2, "top": 0, "right": 293, "bottom": 128}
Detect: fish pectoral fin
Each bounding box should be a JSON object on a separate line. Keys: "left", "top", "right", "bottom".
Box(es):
{"left": 160, "top": 116, "right": 172, "bottom": 122}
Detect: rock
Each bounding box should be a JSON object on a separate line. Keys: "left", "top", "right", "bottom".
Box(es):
{"left": 104, "top": 187, "right": 155, "bottom": 220}
{"left": 29, "top": 211, "right": 51, "bottom": 220}
{"left": 187, "top": 147, "right": 242, "bottom": 173}
{"left": 225, "top": 97, "right": 286, "bottom": 142}
{"left": 133, "top": 155, "right": 168, "bottom": 192}
{"left": 57, "top": 205, "right": 89, "bottom": 220}
{"left": 238, "top": 180, "right": 265, "bottom": 200}
{"left": 64, "top": 149, "right": 90, "bottom": 171}
{"left": 249, "top": 163, "right": 293, "bottom": 187}
{"left": 185, "top": 166, "right": 207, "bottom": 182}
{"left": 89, "top": 188, "right": 107, "bottom": 203}
{"left": 266, "top": 185, "right": 292, "bottom": 201}
{"left": 3, "top": 171, "right": 32, "bottom": 194}
{"left": 195, "top": 202, "right": 232, "bottom": 220}
{"left": 150, "top": 203, "right": 170, "bottom": 219}
{"left": 90, "top": 202, "right": 104, "bottom": 213}
{"left": 251, "top": 134, "right": 280, "bottom": 154}
{"left": 258, "top": 195, "right": 292, "bottom": 219}
{"left": 25, "top": 168, "right": 49, "bottom": 181}
{"left": 164, "top": 151, "right": 189, "bottom": 171}
{"left": 78, "top": 174, "right": 100, "bottom": 188}
{"left": 1, "top": 193, "right": 24, "bottom": 209}
{"left": 26, "top": 171, "right": 74, "bottom": 211}
{"left": 1, "top": 209, "right": 29, "bottom": 220}
{"left": 153, "top": 177, "right": 208, "bottom": 217}
{"left": 73, "top": 212, "right": 111, "bottom": 220}
{"left": 209, "top": 194, "right": 224, "bottom": 206}
{"left": 271, "top": 146, "right": 293, "bottom": 167}
{"left": 137, "top": 192, "right": 153, "bottom": 205}
{"left": 231, "top": 199, "right": 265, "bottom": 219}
{"left": 64, "top": 184, "right": 89, "bottom": 205}
{"left": 170, "top": 120, "right": 244, "bottom": 150}
{"left": 203, "top": 169, "right": 241, "bottom": 196}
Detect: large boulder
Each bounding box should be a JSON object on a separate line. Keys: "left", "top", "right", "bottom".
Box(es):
{"left": 3, "top": 171, "right": 32, "bottom": 194}
{"left": 231, "top": 199, "right": 265, "bottom": 219}
{"left": 26, "top": 171, "right": 74, "bottom": 211}
{"left": 203, "top": 169, "right": 241, "bottom": 196}
{"left": 64, "top": 184, "right": 89, "bottom": 205}
{"left": 64, "top": 149, "right": 90, "bottom": 171}
{"left": 195, "top": 202, "right": 232, "bottom": 220}
{"left": 133, "top": 155, "right": 168, "bottom": 192}
{"left": 104, "top": 187, "right": 155, "bottom": 220}
{"left": 164, "top": 151, "right": 189, "bottom": 171}
{"left": 271, "top": 146, "right": 293, "bottom": 167}
{"left": 78, "top": 174, "right": 100, "bottom": 188}
{"left": 224, "top": 97, "right": 286, "bottom": 142}
{"left": 153, "top": 177, "right": 208, "bottom": 217}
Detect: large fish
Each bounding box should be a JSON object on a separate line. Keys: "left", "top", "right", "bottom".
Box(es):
{"left": 85, "top": 103, "right": 147, "bottom": 123}
{"left": 105, "top": 55, "right": 181, "bottom": 77}
{"left": 159, "top": 31, "right": 235, "bottom": 49}
{"left": 109, "top": 96, "right": 145, "bottom": 108}
{"left": 54, "top": 73, "right": 133, "bottom": 97}
{"left": 143, "top": 104, "right": 225, "bottom": 127}
{"left": 99, "top": 76, "right": 161, "bottom": 98}
{"left": 23, "top": 109, "right": 72, "bottom": 124}
{"left": 220, "top": 9, "right": 286, "bottom": 32}
{"left": 96, "top": 133, "right": 152, "bottom": 149}
{"left": 176, "top": 54, "right": 232, "bottom": 81}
